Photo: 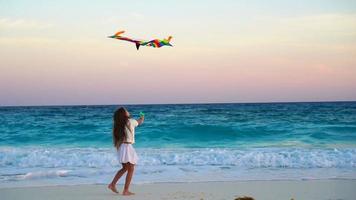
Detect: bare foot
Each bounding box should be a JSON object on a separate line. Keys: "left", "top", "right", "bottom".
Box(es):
{"left": 108, "top": 184, "right": 119, "bottom": 194}
{"left": 122, "top": 190, "right": 135, "bottom": 196}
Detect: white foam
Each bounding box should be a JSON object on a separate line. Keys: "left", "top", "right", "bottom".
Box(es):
{"left": 0, "top": 146, "right": 355, "bottom": 187}
{"left": 19, "top": 170, "right": 71, "bottom": 180}
{"left": 1, "top": 147, "right": 355, "bottom": 169}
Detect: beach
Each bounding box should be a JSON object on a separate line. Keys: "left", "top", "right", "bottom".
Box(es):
{"left": 1, "top": 180, "right": 356, "bottom": 200}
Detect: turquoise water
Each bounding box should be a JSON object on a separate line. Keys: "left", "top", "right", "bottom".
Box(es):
{"left": 0, "top": 102, "right": 356, "bottom": 187}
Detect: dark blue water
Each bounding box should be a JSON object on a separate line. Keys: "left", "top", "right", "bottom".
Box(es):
{"left": 0, "top": 102, "right": 355, "bottom": 186}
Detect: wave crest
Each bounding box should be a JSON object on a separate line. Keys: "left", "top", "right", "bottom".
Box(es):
{"left": 1, "top": 147, "right": 355, "bottom": 169}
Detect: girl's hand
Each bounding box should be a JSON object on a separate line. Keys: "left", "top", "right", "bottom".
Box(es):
{"left": 139, "top": 112, "right": 145, "bottom": 117}
{"left": 137, "top": 112, "right": 144, "bottom": 125}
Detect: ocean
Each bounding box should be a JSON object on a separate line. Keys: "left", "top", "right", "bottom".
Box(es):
{"left": 0, "top": 102, "right": 355, "bottom": 187}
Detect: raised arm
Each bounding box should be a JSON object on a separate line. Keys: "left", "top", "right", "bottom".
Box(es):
{"left": 136, "top": 112, "right": 145, "bottom": 126}
{"left": 137, "top": 115, "right": 144, "bottom": 125}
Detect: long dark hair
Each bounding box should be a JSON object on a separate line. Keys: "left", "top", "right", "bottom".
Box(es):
{"left": 112, "top": 107, "right": 129, "bottom": 149}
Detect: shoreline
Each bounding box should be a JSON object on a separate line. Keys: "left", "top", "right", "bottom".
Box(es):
{"left": 1, "top": 178, "right": 356, "bottom": 189}
{"left": 1, "top": 179, "right": 355, "bottom": 200}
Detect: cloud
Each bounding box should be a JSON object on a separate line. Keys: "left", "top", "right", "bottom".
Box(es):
{"left": 129, "top": 12, "right": 144, "bottom": 20}
{"left": 0, "top": 18, "right": 53, "bottom": 30}
{"left": 226, "top": 13, "right": 356, "bottom": 52}
{"left": 103, "top": 11, "right": 145, "bottom": 25}
{"left": 0, "top": 37, "right": 59, "bottom": 47}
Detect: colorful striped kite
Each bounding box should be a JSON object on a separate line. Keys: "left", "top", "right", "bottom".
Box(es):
{"left": 108, "top": 30, "right": 173, "bottom": 50}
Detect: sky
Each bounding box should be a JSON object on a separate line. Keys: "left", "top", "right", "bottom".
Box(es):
{"left": 0, "top": 0, "right": 356, "bottom": 106}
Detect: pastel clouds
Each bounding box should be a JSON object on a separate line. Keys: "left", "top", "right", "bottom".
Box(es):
{"left": 0, "top": 18, "right": 53, "bottom": 30}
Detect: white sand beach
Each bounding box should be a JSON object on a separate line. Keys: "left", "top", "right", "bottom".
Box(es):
{"left": 1, "top": 180, "right": 355, "bottom": 200}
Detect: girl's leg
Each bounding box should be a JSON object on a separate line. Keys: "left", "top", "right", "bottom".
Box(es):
{"left": 122, "top": 163, "right": 135, "bottom": 195}
{"left": 108, "top": 163, "right": 128, "bottom": 193}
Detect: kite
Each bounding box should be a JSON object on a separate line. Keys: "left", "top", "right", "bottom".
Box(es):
{"left": 108, "top": 30, "right": 173, "bottom": 50}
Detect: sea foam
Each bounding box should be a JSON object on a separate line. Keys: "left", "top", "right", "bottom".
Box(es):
{"left": 1, "top": 147, "right": 355, "bottom": 169}
{"left": 0, "top": 146, "right": 355, "bottom": 186}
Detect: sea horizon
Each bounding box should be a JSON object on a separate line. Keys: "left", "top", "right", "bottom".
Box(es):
{"left": 1, "top": 100, "right": 356, "bottom": 108}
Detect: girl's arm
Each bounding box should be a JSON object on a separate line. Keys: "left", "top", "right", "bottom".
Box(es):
{"left": 137, "top": 116, "right": 144, "bottom": 125}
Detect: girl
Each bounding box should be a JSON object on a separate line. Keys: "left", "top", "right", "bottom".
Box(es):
{"left": 108, "top": 107, "right": 144, "bottom": 195}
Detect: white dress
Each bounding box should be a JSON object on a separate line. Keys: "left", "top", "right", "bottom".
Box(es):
{"left": 117, "top": 119, "right": 139, "bottom": 164}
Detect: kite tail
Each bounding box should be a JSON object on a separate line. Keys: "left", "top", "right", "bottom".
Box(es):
{"left": 135, "top": 43, "right": 140, "bottom": 50}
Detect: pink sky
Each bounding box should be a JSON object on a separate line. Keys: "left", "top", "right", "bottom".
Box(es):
{"left": 1, "top": 1, "right": 356, "bottom": 106}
